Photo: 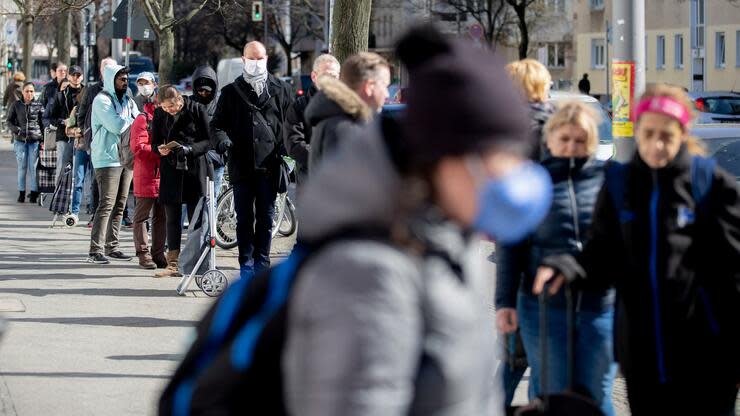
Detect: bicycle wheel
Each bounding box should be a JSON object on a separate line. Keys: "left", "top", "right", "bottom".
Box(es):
{"left": 278, "top": 198, "right": 297, "bottom": 237}
{"left": 271, "top": 192, "right": 288, "bottom": 238}
{"left": 215, "top": 187, "right": 238, "bottom": 250}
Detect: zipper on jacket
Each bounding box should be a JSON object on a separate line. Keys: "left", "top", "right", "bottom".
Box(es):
{"left": 649, "top": 171, "right": 668, "bottom": 383}
{"left": 567, "top": 158, "right": 583, "bottom": 252}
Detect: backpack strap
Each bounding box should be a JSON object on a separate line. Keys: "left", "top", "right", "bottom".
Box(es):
{"left": 691, "top": 155, "right": 715, "bottom": 216}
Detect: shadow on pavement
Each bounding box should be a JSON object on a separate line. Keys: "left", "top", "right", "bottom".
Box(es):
{"left": 0, "top": 371, "right": 170, "bottom": 379}
{"left": 107, "top": 354, "right": 182, "bottom": 361}
{"left": 0, "top": 273, "right": 116, "bottom": 281}
{"left": 6, "top": 316, "right": 198, "bottom": 328}
{"left": 0, "top": 288, "right": 183, "bottom": 298}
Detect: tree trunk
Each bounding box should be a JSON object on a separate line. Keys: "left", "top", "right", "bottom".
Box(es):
{"left": 330, "top": 0, "right": 372, "bottom": 63}
{"left": 56, "top": 11, "right": 72, "bottom": 65}
{"left": 22, "top": 14, "right": 34, "bottom": 78}
{"left": 515, "top": 6, "right": 528, "bottom": 59}
{"left": 158, "top": 29, "right": 174, "bottom": 84}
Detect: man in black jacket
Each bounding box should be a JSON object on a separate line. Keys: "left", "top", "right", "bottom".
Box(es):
{"left": 211, "top": 41, "right": 293, "bottom": 276}
{"left": 41, "top": 62, "right": 68, "bottom": 108}
{"left": 46, "top": 65, "right": 84, "bottom": 180}
{"left": 283, "top": 54, "right": 340, "bottom": 186}
{"left": 188, "top": 65, "right": 226, "bottom": 195}
{"left": 306, "top": 52, "right": 390, "bottom": 173}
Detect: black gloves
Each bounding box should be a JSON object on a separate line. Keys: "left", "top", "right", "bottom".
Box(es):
{"left": 177, "top": 145, "right": 192, "bottom": 156}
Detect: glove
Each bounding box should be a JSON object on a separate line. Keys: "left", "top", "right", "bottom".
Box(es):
{"left": 218, "top": 140, "right": 233, "bottom": 154}
{"left": 177, "top": 145, "right": 192, "bottom": 156}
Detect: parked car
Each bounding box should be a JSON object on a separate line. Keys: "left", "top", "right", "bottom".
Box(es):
{"left": 126, "top": 55, "right": 158, "bottom": 93}
{"left": 688, "top": 92, "right": 740, "bottom": 124}
{"left": 692, "top": 124, "right": 740, "bottom": 181}
{"left": 549, "top": 91, "right": 614, "bottom": 160}
{"left": 217, "top": 58, "right": 243, "bottom": 91}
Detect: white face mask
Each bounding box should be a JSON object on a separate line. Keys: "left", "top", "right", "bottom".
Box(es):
{"left": 138, "top": 84, "right": 155, "bottom": 97}
{"left": 244, "top": 58, "right": 268, "bottom": 77}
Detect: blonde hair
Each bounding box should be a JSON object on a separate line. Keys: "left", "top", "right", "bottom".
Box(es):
{"left": 13, "top": 71, "right": 25, "bottom": 82}
{"left": 340, "top": 52, "right": 389, "bottom": 91}
{"left": 544, "top": 100, "right": 600, "bottom": 154}
{"left": 637, "top": 83, "right": 705, "bottom": 156}
{"left": 506, "top": 59, "right": 552, "bottom": 103}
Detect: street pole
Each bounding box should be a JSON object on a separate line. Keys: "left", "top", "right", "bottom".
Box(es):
{"left": 612, "top": 0, "right": 645, "bottom": 162}
{"left": 605, "top": 19, "right": 610, "bottom": 101}
{"left": 124, "top": 0, "right": 132, "bottom": 67}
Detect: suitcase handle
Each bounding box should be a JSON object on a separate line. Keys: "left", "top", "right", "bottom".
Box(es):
{"left": 538, "top": 282, "right": 576, "bottom": 409}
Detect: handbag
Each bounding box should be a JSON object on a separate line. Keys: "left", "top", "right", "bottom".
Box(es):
{"left": 43, "top": 125, "right": 57, "bottom": 151}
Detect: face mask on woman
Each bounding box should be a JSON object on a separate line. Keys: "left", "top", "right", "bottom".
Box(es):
{"left": 468, "top": 159, "right": 553, "bottom": 244}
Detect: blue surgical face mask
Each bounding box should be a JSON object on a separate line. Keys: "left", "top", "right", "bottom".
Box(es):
{"left": 469, "top": 159, "right": 553, "bottom": 244}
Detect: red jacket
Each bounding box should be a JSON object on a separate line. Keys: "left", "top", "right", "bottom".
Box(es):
{"left": 131, "top": 102, "right": 160, "bottom": 198}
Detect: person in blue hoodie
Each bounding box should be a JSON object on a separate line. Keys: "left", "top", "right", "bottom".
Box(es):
{"left": 86, "top": 64, "right": 139, "bottom": 265}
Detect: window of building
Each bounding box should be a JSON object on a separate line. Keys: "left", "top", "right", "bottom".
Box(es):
{"left": 675, "top": 34, "right": 684, "bottom": 68}
{"left": 695, "top": 0, "right": 705, "bottom": 48}
{"left": 590, "top": 0, "right": 604, "bottom": 10}
{"left": 657, "top": 35, "right": 665, "bottom": 69}
{"left": 591, "top": 38, "right": 605, "bottom": 69}
{"left": 546, "top": 0, "right": 565, "bottom": 13}
{"left": 547, "top": 43, "right": 565, "bottom": 68}
{"left": 716, "top": 32, "right": 726, "bottom": 68}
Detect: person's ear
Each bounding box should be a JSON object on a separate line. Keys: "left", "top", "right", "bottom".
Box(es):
{"left": 310, "top": 71, "right": 318, "bottom": 83}
{"left": 362, "top": 80, "right": 374, "bottom": 98}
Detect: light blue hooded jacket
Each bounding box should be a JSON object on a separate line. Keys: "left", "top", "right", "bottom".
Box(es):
{"left": 90, "top": 64, "right": 139, "bottom": 169}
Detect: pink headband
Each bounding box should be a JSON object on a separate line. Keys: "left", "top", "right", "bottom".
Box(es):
{"left": 632, "top": 96, "right": 692, "bottom": 128}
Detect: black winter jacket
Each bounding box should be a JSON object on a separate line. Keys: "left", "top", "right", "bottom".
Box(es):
{"left": 6, "top": 98, "right": 44, "bottom": 142}
{"left": 545, "top": 146, "right": 740, "bottom": 389}
{"left": 528, "top": 101, "right": 555, "bottom": 161}
{"left": 496, "top": 154, "right": 614, "bottom": 311}
{"left": 152, "top": 99, "right": 212, "bottom": 204}
{"left": 283, "top": 84, "right": 317, "bottom": 184}
{"left": 40, "top": 79, "right": 59, "bottom": 108}
{"left": 210, "top": 74, "right": 293, "bottom": 184}
{"left": 305, "top": 77, "right": 373, "bottom": 173}
{"left": 188, "top": 65, "right": 224, "bottom": 169}
{"left": 77, "top": 81, "right": 104, "bottom": 147}
{"left": 44, "top": 85, "right": 83, "bottom": 142}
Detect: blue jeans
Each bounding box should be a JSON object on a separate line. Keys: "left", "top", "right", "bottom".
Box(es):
{"left": 233, "top": 174, "right": 277, "bottom": 277}
{"left": 213, "top": 165, "right": 225, "bottom": 198}
{"left": 518, "top": 291, "right": 618, "bottom": 416}
{"left": 14, "top": 140, "right": 39, "bottom": 192}
{"left": 71, "top": 149, "right": 91, "bottom": 215}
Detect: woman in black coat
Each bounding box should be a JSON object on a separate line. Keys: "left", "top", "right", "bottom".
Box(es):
{"left": 535, "top": 84, "right": 740, "bottom": 415}
{"left": 151, "top": 85, "right": 212, "bottom": 277}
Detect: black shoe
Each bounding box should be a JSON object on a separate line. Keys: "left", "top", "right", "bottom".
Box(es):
{"left": 17, "top": 191, "right": 25, "bottom": 203}
{"left": 86, "top": 253, "right": 110, "bottom": 264}
{"left": 28, "top": 191, "right": 39, "bottom": 204}
{"left": 107, "top": 251, "right": 132, "bottom": 261}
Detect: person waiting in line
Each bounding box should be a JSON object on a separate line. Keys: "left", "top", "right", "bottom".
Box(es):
{"left": 534, "top": 84, "right": 740, "bottom": 415}
{"left": 7, "top": 82, "right": 44, "bottom": 203}
{"left": 152, "top": 86, "right": 212, "bottom": 278}
{"left": 4, "top": 71, "right": 26, "bottom": 110}
{"left": 496, "top": 101, "right": 617, "bottom": 415}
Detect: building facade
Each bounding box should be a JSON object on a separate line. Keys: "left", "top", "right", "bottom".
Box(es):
{"left": 575, "top": 0, "right": 740, "bottom": 98}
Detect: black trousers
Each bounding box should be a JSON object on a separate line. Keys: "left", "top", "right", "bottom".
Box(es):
{"left": 233, "top": 173, "right": 277, "bottom": 274}
{"left": 164, "top": 200, "right": 197, "bottom": 251}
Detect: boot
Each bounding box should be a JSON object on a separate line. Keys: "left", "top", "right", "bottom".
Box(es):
{"left": 152, "top": 254, "right": 168, "bottom": 269}
{"left": 17, "top": 191, "right": 25, "bottom": 203}
{"left": 28, "top": 191, "right": 38, "bottom": 204}
{"left": 138, "top": 252, "right": 156, "bottom": 270}
{"left": 155, "top": 250, "right": 181, "bottom": 278}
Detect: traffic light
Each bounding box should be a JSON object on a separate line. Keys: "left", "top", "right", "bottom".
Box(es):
{"left": 6, "top": 62, "right": 11, "bottom": 71}
{"left": 252, "top": 1, "right": 263, "bottom": 22}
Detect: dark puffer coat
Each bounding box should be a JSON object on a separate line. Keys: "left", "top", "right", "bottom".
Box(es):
{"left": 7, "top": 98, "right": 44, "bottom": 142}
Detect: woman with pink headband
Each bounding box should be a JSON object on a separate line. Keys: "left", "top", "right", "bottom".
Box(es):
{"left": 533, "top": 84, "right": 740, "bottom": 415}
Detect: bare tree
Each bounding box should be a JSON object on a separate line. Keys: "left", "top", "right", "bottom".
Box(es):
{"left": 437, "top": 0, "right": 517, "bottom": 49}
{"left": 505, "top": 0, "right": 544, "bottom": 59}
{"left": 141, "top": 0, "right": 213, "bottom": 84}
{"left": 331, "top": 0, "right": 373, "bottom": 63}
{"left": 265, "top": 0, "right": 324, "bottom": 75}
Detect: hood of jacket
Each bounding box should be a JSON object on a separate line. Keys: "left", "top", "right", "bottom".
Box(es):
{"left": 297, "top": 122, "right": 401, "bottom": 242}
{"left": 103, "top": 64, "right": 126, "bottom": 97}
{"left": 191, "top": 65, "right": 218, "bottom": 107}
{"left": 305, "top": 77, "right": 373, "bottom": 128}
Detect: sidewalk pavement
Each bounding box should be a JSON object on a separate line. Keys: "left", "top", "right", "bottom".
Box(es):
{"left": 0, "top": 138, "right": 294, "bottom": 415}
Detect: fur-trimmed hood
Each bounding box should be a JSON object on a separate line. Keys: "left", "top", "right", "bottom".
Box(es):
{"left": 305, "top": 76, "right": 373, "bottom": 127}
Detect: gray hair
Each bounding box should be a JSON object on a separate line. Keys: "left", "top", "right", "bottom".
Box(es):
{"left": 312, "top": 54, "right": 340, "bottom": 73}
{"left": 100, "top": 57, "right": 117, "bottom": 76}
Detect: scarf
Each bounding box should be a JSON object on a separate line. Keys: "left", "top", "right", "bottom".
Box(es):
{"left": 243, "top": 69, "right": 268, "bottom": 97}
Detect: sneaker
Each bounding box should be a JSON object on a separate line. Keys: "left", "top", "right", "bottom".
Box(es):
{"left": 107, "top": 251, "right": 133, "bottom": 261}
{"left": 86, "top": 253, "right": 110, "bottom": 264}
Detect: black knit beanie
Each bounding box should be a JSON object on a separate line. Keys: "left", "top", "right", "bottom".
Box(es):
{"left": 396, "top": 25, "right": 531, "bottom": 168}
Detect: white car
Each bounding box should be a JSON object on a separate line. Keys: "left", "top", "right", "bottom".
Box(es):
{"left": 549, "top": 91, "right": 614, "bottom": 161}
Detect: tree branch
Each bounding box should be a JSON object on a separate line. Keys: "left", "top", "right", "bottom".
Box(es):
{"left": 165, "top": 0, "right": 210, "bottom": 30}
